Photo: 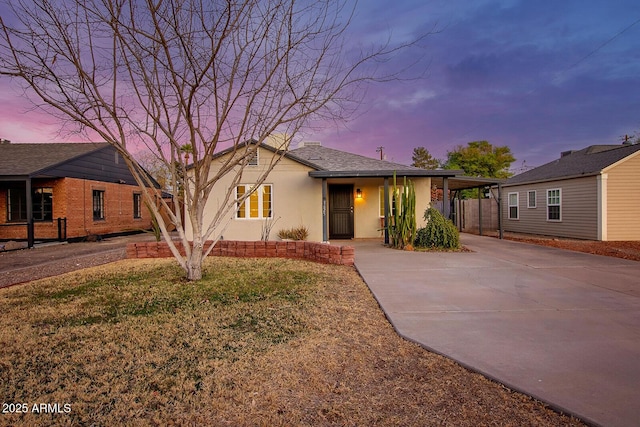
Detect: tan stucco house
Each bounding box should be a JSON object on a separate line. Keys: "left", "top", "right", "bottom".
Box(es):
{"left": 502, "top": 143, "right": 640, "bottom": 241}
{"left": 193, "top": 140, "right": 466, "bottom": 243}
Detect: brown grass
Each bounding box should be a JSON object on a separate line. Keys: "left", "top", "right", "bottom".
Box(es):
{"left": 0, "top": 258, "right": 583, "bottom": 426}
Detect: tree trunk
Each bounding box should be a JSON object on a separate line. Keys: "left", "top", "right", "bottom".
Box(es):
{"left": 186, "top": 241, "right": 204, "bottom": 281}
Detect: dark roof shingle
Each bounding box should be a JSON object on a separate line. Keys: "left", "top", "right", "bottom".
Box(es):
{"left": 506, "top": 144, "right": 640, "bottom": 185}
{"left": 0, "top": 142, "right": 110, "bottom": 176}
{"left": 288, "top": 144, "right": 423, "bottom": 172}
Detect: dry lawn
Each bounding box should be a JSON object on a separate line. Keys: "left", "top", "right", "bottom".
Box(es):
{"left": 0, "top": 258, "right": 584, "bottom": 426}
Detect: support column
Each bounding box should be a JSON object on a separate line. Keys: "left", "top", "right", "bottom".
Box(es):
{"left": 442, "top": 177, "right": 450, "bottom": 219}
{"left": 497, "top": 184, "right": 503, "bottom": 239}
{"left": 478, "top": 187, "right": 483, "bottom": 236}
{"left": 383, "top": 177, "right": 390, "bottom": 245}
{"left": 322, "top": 178, "right": 328, "bottom": 242}
{"left": 26, "top": 178, "right": 34, "bottom": 248}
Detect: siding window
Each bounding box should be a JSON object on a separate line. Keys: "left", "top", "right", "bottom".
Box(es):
{"left": 236, "top": 184, "right": 272, "bottom": 219}
{"left": 33, "top": 187, "right": 53, "bottom": 222}
{"left": 527, "top": 190, "right": 536, "bottom": 208}
{"left": 93, "top": 190, "right": 105, "bottom": 220}
{"left": 547, "top": 189, "right": 561, "bottom": 221}
{"left": 7, "top": 186, "right": 27, "bottom": 222}
{"left": 133, "top": 193, "right": 142, "bottom": 219}
{"left": 508, "top": 192, "right": 519, "bottom": 219}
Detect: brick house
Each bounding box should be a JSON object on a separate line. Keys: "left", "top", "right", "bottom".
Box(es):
{"left": 0, "top": 141, "right": 160, "bottom": 245}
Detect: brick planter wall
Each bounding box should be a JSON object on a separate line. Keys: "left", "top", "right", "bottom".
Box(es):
{"left": 126, "top": 240, "right": 355, "bottom": 266}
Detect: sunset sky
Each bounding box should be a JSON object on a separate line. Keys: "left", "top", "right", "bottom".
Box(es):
{"left": 1, "top": 0, "right": 639, "bottom": 171}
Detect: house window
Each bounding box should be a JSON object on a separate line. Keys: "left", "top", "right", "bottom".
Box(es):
{"left": 547, "top": 189, "right": 561, "bottom": 221}
{"left": 7, "top": 186, "right": 27, "bottom": 222}
{"left": 378, "top": 186, "right": 402, "bottom": 217}
{"left": 236, "top": 184, "right": 272, "bottom": 219}
{"left": 133, "top": 193, "right": 142, "bottom": 219}
{"left": 33, "top": 188, "right": 53, "bottom": 221}
{"left": 508, "top": 192, "right": 519, "bottom": 219}
{"left": 527, "top": 190, "right": 536, "bottom": 208}
{"left": 248, "top": 150, "right": 258, "bottom": 166}
{"left": 93, "top": 190, "right": 105, "bottom": 220}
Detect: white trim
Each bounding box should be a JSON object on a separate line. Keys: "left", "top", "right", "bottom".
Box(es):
{"left": 546, "top": 188, "right": 561, "bottom": 222}
{"left": 597, "top": 173, "right": 608, "bottom": 240}
{"left": 236, "top": 183, "right": 272, "bottom": 219}
{"left": 527, "top": 190, "right": 537, "bottom": 208}
{"left": 508, "top": 192, "right": 519, "bottom": 220}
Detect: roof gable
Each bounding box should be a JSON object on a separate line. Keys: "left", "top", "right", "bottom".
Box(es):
{"left": 506, "top": 144, "right": 640, "bottom": 185}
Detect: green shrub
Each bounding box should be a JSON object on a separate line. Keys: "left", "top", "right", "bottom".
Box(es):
{"left": 277, "top": 225, "right": 309, "bottom": 241}
{"left": 414, "top": 207, "right": 460, "bottom": 249}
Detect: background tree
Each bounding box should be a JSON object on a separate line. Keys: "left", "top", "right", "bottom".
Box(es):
{"left": 0, "top": 0, "right": 428, "bottom": 280}
{"left": 411, "top": 146, "right": 441, "bottom": 169}
{"left": 444, "top": 141, "right": 515, "bottom": 178}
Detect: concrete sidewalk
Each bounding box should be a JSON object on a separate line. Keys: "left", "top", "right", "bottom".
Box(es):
{"left": 354, "top": 234, "right": 640, "bottom": 427}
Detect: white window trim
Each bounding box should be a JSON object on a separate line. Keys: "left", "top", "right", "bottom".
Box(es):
{"left": 236, "top": 184, "right": 272, "bottom": 220}
{"left": 527, "top": 190, "right": 536, "bottom": 208}
{"left": 547, "top": 188, "right": 562, "bottom": 222}
{"left": 508, "top": 192, "right": 519, "bottom": 220}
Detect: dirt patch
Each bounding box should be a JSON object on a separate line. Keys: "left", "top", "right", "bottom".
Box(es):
{"left": 499, "top": 233, "right": 640, "bottom": 261}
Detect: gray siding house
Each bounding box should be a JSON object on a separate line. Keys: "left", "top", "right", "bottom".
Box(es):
{"left": 502, "top": 144, "right": 640, "bottom": 241}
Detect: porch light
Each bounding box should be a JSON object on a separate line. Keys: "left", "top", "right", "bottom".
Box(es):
{"left": 356, "top": 188, "right": 362, "bottom": 199}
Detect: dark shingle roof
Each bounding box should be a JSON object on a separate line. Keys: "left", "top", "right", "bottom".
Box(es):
{"left": 288, "top": 144, "right": 423, "bottom": 172}
{"left": 506, "top": 144, "right": 640, "bottom": 186}
{"left": 0, "top": 142, "right": 110, "bottom": 176}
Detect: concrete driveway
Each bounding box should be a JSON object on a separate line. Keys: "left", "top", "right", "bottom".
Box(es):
{"left": 354, "top": 234, "right": 640, "bottom": 427}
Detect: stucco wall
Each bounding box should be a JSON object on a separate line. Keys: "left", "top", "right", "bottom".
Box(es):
{"left": 190, "top": 147, "right": 323, "bottom": 242}
{"left": 346, "top": 176, "right": 431, "bottom": 239}
{"left": 190, "top": 147, "right": 432, "bottom": 242}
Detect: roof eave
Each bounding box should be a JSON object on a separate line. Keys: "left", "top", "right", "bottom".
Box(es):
{"left": 308, "top": 169, "right": 462, "bottom": 178}
{"left": 503, "top": 172, "right": 600, "bottom": 187}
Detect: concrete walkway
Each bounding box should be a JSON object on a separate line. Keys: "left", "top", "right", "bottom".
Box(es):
{"left": 353, "top": 234, "right": 640, "bottom": 427}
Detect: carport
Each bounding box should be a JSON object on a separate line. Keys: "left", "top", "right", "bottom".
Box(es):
{"left": 430, "top": 176, "right": 505, "bottom": 238}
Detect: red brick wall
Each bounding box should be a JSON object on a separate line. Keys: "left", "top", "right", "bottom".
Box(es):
{"left": 64, "top": 177, "right": 156, "bottom": 238}
{"left": 126, "top": 240, "right": 355, "bottom": 266}
{"left": 1, "top": 177, "right": 157, "bottom": 240}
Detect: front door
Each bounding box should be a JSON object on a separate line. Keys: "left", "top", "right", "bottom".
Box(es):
{"left": 329, "top": 184, "right": 354, "bottom": 239}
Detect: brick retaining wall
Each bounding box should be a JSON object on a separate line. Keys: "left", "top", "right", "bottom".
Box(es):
{"left": 126, "top": 240, "right": 355, "bottom": 266}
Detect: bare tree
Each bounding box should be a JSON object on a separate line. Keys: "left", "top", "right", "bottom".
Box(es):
{"left": 0, "top": 0, "right": 427, "bottom": 280}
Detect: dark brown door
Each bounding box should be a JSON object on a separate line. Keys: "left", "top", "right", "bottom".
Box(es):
{"left": 329, "top": 184, "right": 354, "bottom": 239}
